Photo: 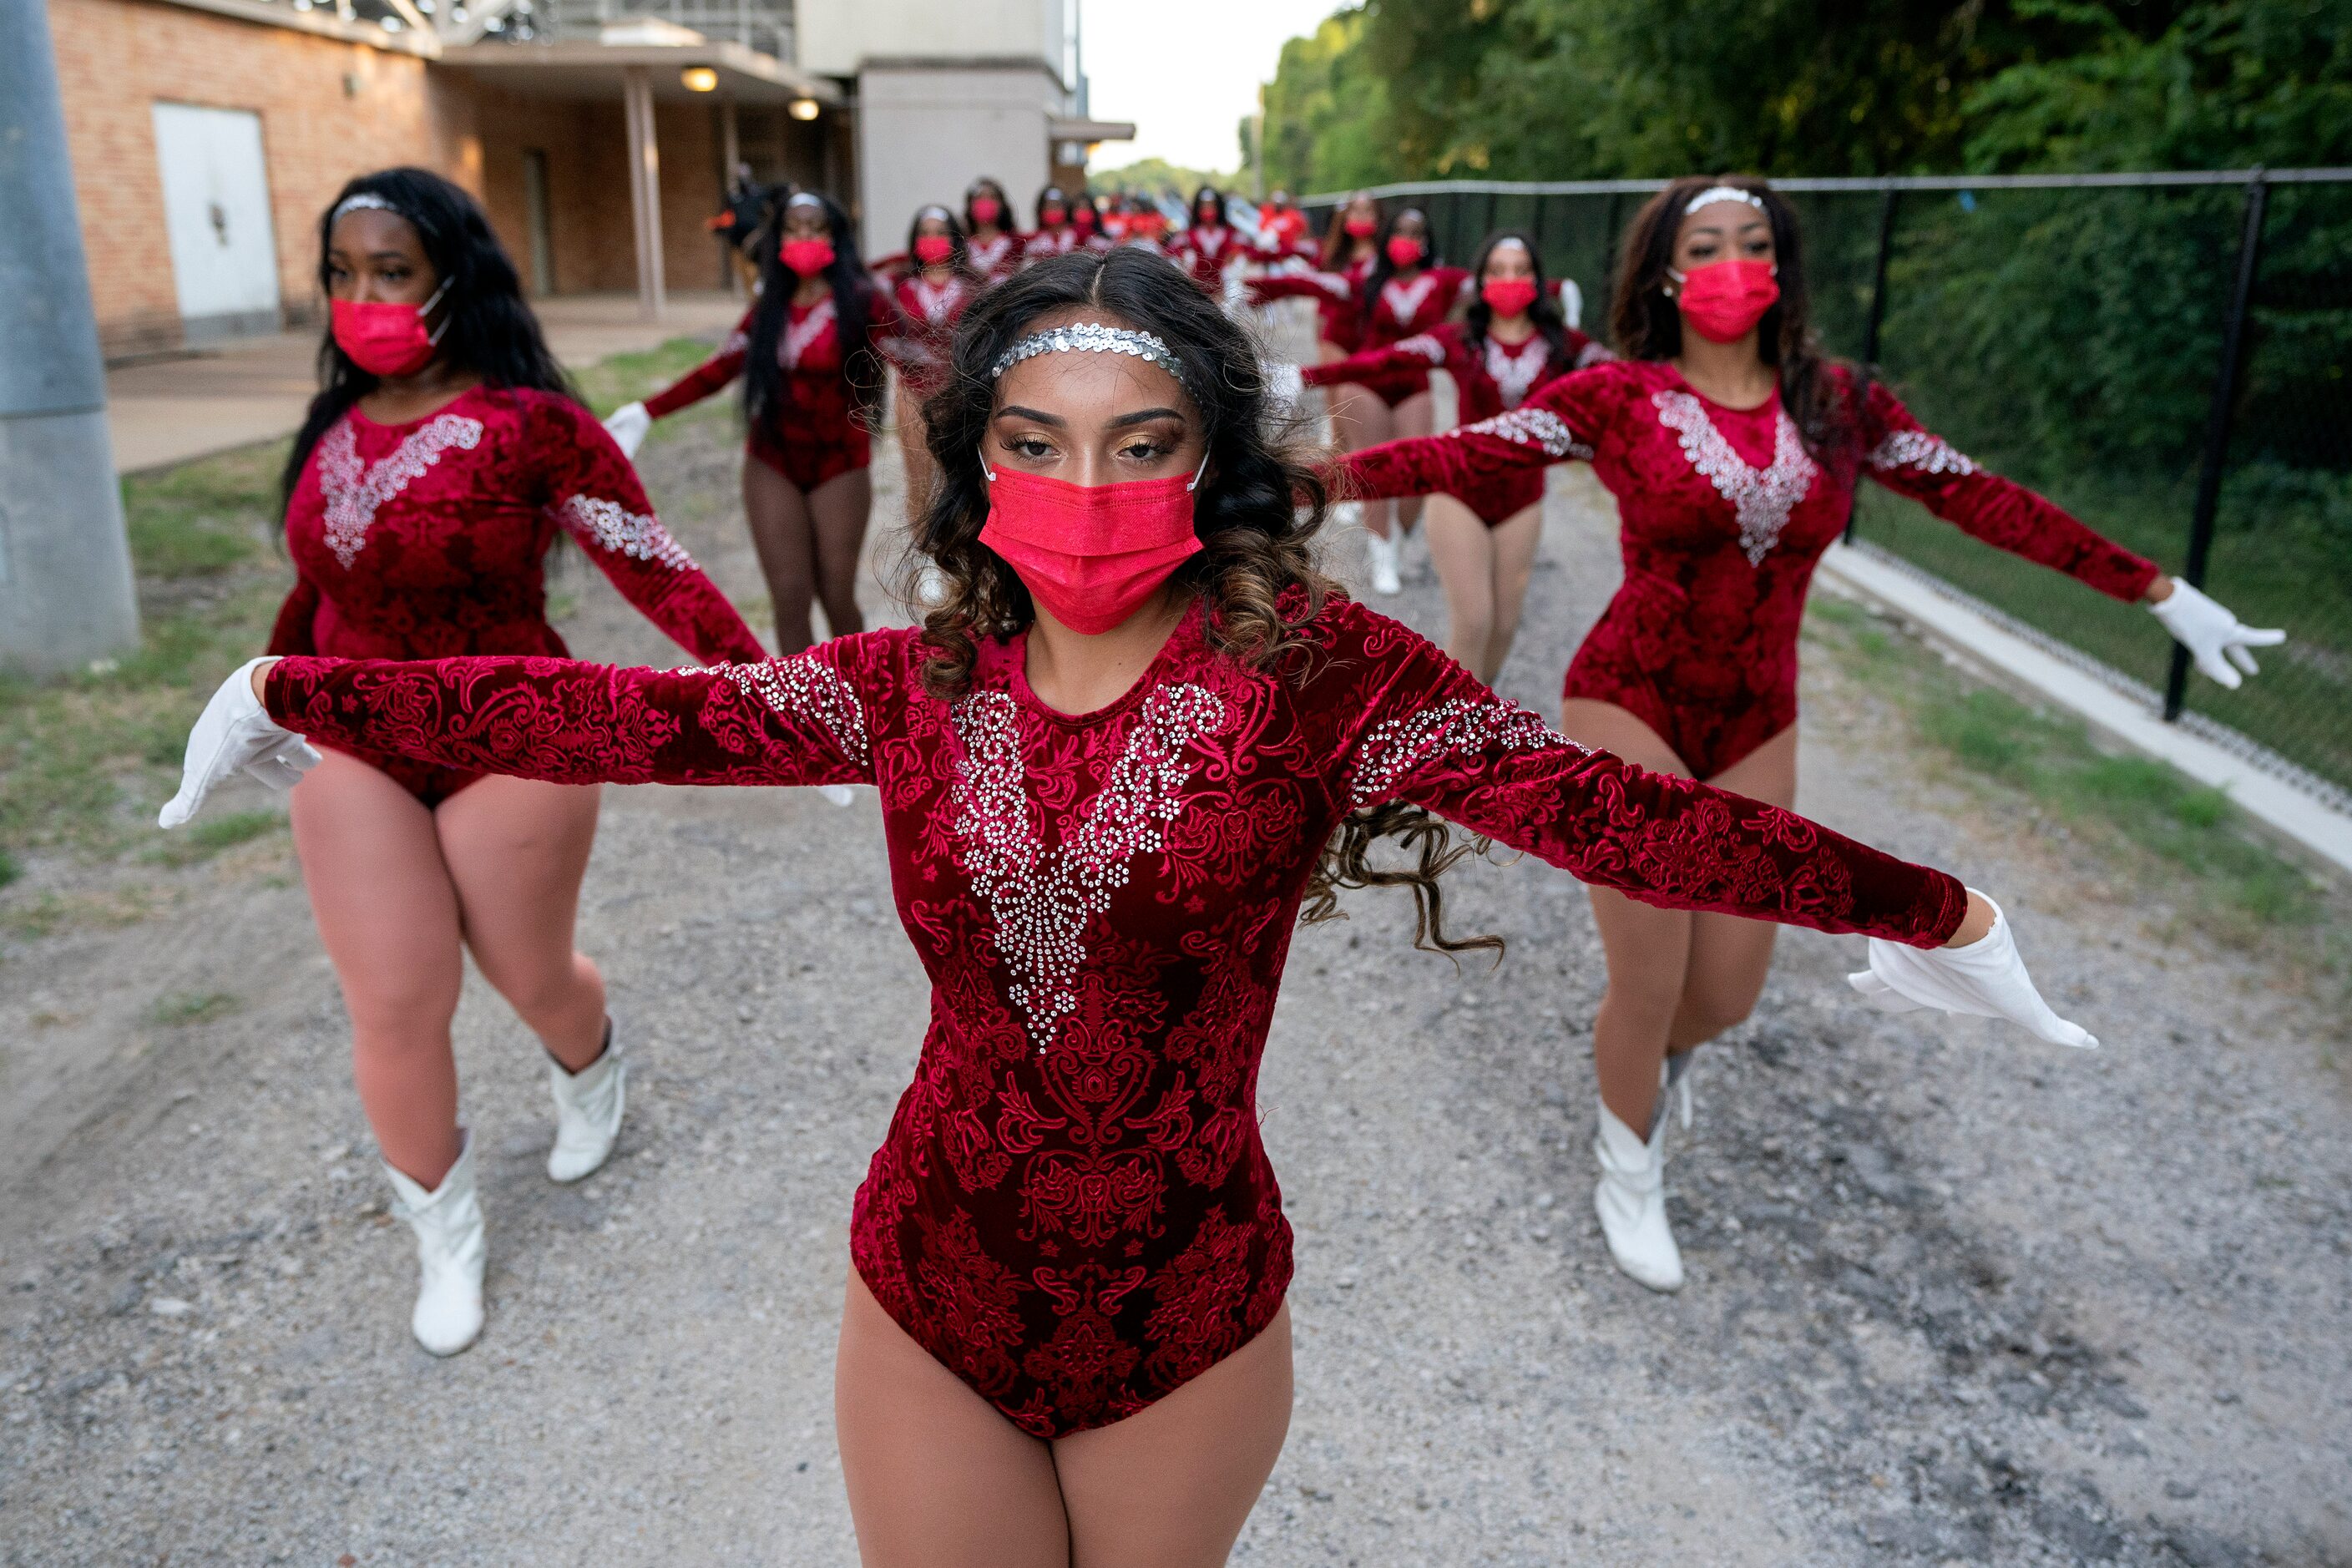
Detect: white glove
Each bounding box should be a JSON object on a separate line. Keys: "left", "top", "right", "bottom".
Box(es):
{"left": 604, "top": 401, "right": 652, "bottom": 461}
{"left": 1262, "top": 360, "right": 1306, "bottom": 412}
{"left": 158, "top": 658, "right": 321, "bottom": 829}
{"left": 2148, "top": 579, "right": 2284, "bottom": 690}
{"left": 1846, "top": 893, "right": 2096, "bottom": 1050}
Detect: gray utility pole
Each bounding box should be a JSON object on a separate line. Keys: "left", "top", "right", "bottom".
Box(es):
{"left": 0, "top": 0, "right": 140, "bottom": 674}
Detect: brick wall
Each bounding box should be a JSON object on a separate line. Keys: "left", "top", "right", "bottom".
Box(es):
{"left": 55, "top": 0, "right": 734, "bottom": 356}
{"left": 53, "top": 0, "right": 478, "bottom": 357}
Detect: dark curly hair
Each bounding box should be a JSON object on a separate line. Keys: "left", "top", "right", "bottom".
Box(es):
{"left": 908, "top": 248, "right": 1500, "bottom": 959}
{"left": 1608, "top": 175, "right": 1858, "bottom": 463}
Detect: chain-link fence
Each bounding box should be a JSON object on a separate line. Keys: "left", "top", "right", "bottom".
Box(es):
{"left": 1303, "top": 171, "right": 2352, "bottom": 804}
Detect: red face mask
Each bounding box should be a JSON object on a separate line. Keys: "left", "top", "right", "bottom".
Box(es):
{"left": 970, "top": 196, "right": 1003, "bottom": 226}
{"left": 781, "top": 238, "right": 836, "bottom": 277}
{"left": 1343, "top": 215, "right": 1377, "bottom": 239}
{"left": 1073, "top": 209, "right": 1098, "bottom": 236}
{"left": 1480, "top": 277, "right": 1539, "bottom": 318}
{"left": 330, "top": 280, "right": 449, "bottom": 378}
{"left": 1042, "top": 205, "right": 1066, "bottom": 226}
{"left": 1385, "top": 235, "right": 1424, "bottom": 269}
{"left": 1671, "top": 257, "right": 1779, "bottom": 343}
{"left": 977, "top": 455, "right": 1207, "bottom": 635}
{"left": 913, "top": 235, "right": 954, "bottom": 266}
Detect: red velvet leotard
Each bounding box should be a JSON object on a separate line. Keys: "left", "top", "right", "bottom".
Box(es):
{"left": 882, "top": 272, "right": 978, "bottom": 402}
{"left": 645, "top": 292, "right": 906, "bottom": 491}
{"left": 265, "top": 385, "right": 766, "bottom": 804}
{"left": 1308, "top": 322, "right": 1613, "bottom": 523}
{"left": 964, "top": 231, "right": 1023, "bottom": 283}
{"left": 1170, "top": 225, "right": 1247, "bottom": 291}
{"left": 1024, "top": 227, "right": 1082, "bottom": 266}
{"left": 1358, "top": 266, "right": 1472, "bottom": 408}
{"left": 261, "top": 592, "right": 1967, "bottom": 1434}
{"left": 1340, "top": 361, "right": 2161, "bottom": 776}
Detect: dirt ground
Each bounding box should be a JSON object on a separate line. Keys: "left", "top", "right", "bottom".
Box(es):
{"left": 2, "top": 373, "right": 2345, "bottom": 1566}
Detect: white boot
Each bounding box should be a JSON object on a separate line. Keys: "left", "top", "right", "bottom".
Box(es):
{"left": 1364, "top": 529, "right": 1403, "bottom": 596}
{"left": 382, "top": 1135, "right": 486, "bottom": 1355}
{"left": 546, "top": 1017, "right": 626, "bottom": 1183}
{"left": 1594, "top": 1099, "right": 1683, "bottom": 1292}
{"left": 1664, "top": 1049, "right": 1697, "bottom": 1131}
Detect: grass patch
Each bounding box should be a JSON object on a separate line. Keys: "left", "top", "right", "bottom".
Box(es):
{"left": 0, "top": 440, "right": 294, "bottom": 869}
{"left": 1806, "top": 595, "right": 2339, "bottom": 965}
{"left": 0, "top": 848, "right": 17, "bottom": 889}
{"left": 145, "top": 808, "right": 284, "bottom": 867}
{"left": 570, "top": 336, "right": 734, "bottom": 419}
{"left": 149, "top": 990, "right": 240, "bottom": 1027}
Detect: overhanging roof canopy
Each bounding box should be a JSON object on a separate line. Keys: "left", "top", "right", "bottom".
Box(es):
{"left": 1050, "top": 118, "right": 1136, "bottom": 144}
{"left": 438, "top": 38, "right": 842, "bottom": 104}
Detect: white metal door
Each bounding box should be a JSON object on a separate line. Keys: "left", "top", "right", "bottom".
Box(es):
{"left": 152, "top": 103, "right": 282, "bottom": 341}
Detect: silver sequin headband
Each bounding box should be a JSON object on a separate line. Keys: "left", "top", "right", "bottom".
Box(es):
{"left": 989, "top": 321, "right": 1187, "bottom": 387}
{"left": 786, "top": 191, "right": 825, "bottom": 211}
{"left": 1685, "top": 185, "right": 1766, "bottom": 214}
{"left": 331, "top": 191, "right": 402, "bottom": 224}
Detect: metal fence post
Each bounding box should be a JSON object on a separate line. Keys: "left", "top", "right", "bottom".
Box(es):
{"left": 1842, "top": 186, "right": 1900, "bottom": 543}
{"left": 2163, "top": 169, "right": 2269, "bottom": 721}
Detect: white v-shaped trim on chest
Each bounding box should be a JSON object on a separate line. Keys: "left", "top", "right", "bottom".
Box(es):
{"left": 1380, "top": 271, "right": 1441, "bottom": 326}
{"left": 909, "top": 276, "right": 965, "bottom": 324}
{"left": 316, "top": 412, "right": 485, "bottom": 569}
{"left": 1484, "top": 335, "right": 1547, "bottom": 409}
{"left": 781, "top": 297, "right": 837, "bottom": 370}
{"left": 1649, "top": 389, "right": 1818, "bottom": 564}
{"left": 948, "top": 683, "right": 1227, "bottom": 1053}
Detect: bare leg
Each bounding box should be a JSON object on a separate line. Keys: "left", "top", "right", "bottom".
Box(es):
{"left": 807, "top": 466, "right": 874, "bottom": 640}
{"left": 898, "top": 383, "right": 939, "bottom": 528}
{"left": 433, "top": 775, "right": 608, "bottom": 1072}
{"left": 288, "top": 750, "right": 467, "bottom": 1188}
{"left": 1328, "top": 381, "right": 1396, "bottom": 539}
{"left": 837, "top": 1272, "right": 1072, "bottom": 1568}
{"left": 742, "top": 454, "right": 819, "bottom": 653}
{"left": 1667, "top": 725, "right": 1798, "bottom": 1050}
{"left": 1054, "top": 1304, "right": 1293, "bottom": 1568}
{"left": 1482, "top": 502, "right": 1545, "bottom": 682}
{"left": 1390, "top": 389, "right": 1435, "bottom": 534}
{"left": 1421, "top": 495, "right": 1498, "bottom": 676}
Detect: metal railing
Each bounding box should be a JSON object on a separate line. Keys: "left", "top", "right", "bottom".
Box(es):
{"left": 1303, "top": 171, "right": 2352, "bottom": 800}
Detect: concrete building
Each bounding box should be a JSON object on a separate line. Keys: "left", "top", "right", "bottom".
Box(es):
{"left": 50, "top": 0, "right": 1130, "bottom": 360}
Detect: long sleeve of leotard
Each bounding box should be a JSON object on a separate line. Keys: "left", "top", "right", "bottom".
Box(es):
{"left": 531, "top": 400, "right": 768, "bottom": 665}
{"left": 1318, "top": 602, "right": 1967, "bottom": 947}
{"left": 1246, "top": 271, "right": 1354, "bottom": 307}
{"left": 1857, "top": 380, "right": 2159, "bottom": 602}
{"left": 643, "top": 311, "right": 753, "bottom": 419}
{"left": 265, "top": 572, "right": 321, "bottom": 657}
{"left": 1300, "top": 332, "right": 1455, "bottom": 389}
{"left": 1336, "top": 363, "right": 1621, "bottom": 504}
{"left": 261, "top": 632, "right": 893, "bottom": 790}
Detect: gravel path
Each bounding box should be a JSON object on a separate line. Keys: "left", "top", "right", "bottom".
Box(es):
{"left": 2, "top": 390, "right": 2345, "bottom": 1566}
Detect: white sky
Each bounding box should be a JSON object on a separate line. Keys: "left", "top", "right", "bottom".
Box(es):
{"left": 1080, "top": 0, "right": 1354, "bottom": 174}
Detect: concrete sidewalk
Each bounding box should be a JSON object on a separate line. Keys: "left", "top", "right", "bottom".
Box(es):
{"left": 104, "top": 291, "right": 743, "bottom": 474}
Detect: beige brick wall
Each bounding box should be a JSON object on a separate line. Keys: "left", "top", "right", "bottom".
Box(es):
{"left": 55, "top": 0, "right": 731, "bottom": 356}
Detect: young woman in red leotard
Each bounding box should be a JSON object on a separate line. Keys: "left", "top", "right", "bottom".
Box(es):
{"left": 1024, "top": 185, "right": 1081, "bottom": 266}
{"left": 882, "top": 204, "right": 980, "bottom": 523}
{"left": 1338, "top": 177, "right": 2283, "bottom": 1292}
{"left": 1171, "top": 185, "right": 1247, "bottom": 294}
{"left": 1304, "top": 231, "right": 1612, "bottom": 681}
{"left": 963, "top": 177, "right": 1023, "bottom": 282}
{"left": 248, "top": 169, "right": 766, "bottom": 1357}
{"left": 611, "top": 192, "right": 896, "bottom": 654}
{"left": 174, "top": 246, "right": 2090, "bottom": 1561}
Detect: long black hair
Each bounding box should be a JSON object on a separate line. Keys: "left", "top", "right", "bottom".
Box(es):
{"left": 1189, "top": 184, "right": 1229, "bottom": 229}
{"left": 1034, "top": 185, "right": 1071, "bottom": 230}
{"left": 281, "top": 167, "right": 574, "bottom": 518}
{"left": 1610, "top": 175, "right": 1850, "bottom": 459}
{"left": 964, "top": 177, "right": 1011, "bottom": 235}
{"left": 910, "top": 249, "right": 1500, "bottom": 959}
{"left": 746, "top": 191, "right": 884, "bottom": 430}
{"left": 1460, "top": 230, "right": 1570, "bottom": 364}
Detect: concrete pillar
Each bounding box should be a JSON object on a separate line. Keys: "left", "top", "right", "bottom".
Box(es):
{"left": 622, "top": 66, "right": 666, "bottom": 321}
{"left": 0, "top": 0, "right": 140, "bottom": 674}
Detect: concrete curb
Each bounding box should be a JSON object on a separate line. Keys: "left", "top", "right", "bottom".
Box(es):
{"left": 1813, "top": 539, "right": 2352, "bottom": 882}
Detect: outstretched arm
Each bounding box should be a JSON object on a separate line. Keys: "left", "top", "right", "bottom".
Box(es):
{"left": 643, "top": 316, "right": 752, "bottom": 419}
{"left": 1337, "top": 363, "right": 1611, "bottom": 505}
{"left": 1301, "top": 334, "right": 1452, "bottom": 390}
{"left": 540, "top": 402, "right": 768, "bottom": 665}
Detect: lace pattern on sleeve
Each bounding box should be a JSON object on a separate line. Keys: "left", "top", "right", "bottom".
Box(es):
{"left": 557, "top": 495, "right": 700, "bottom": 571}
{"left": 1449, "top": 407, "right": 1592, "bottom": 461}
{"left": 716, "top": 656, "right": 871, "bottom": 766}
{"left": 1346, "top": 695, "right": 1573, "bottom": 808}
{"left": 1869, "top": 429, "right": 1978, "bottom": 477}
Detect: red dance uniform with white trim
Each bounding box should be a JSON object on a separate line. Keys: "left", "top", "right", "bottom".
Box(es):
{"left": 1169, "top": 224, "right": 1247, "bottom": 291}
{"left": 1308, "top": 323, "right": 1613, "bottom": 523}
{"left": 883, "top": 272, "right": 978, "bottom": 401}
{"left": 266, "top": 385, "right": 765, "bottom": 805}
{"left": 964, "top": 231, "right": 1023, "bottom": 282}
{"left": 645, "top": 293, "right": 908, "bottom": 490}
{"left": 1247, "top": 255, "right": 1373, "bottom": 352}
{"left": 1356, "top": 266, "right": 1472, "bottom": 407}
{"left": 1023, "top": 227, "right": 1084, "bottom": 266}
{"left": 1340, "top": 362, "right": 2162, "bottom": 776}
{"left": 262, "top": 593, "right": 1965, "bottom": 1434}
